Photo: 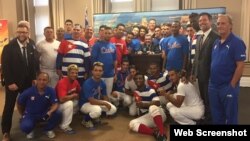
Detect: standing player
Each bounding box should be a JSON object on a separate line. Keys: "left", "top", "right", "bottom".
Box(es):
{"left": 91, "top": 26, "right": 117, "bottom": 103}
{"left": 161, "top": 21, "right": 189, "bottom": 72}
{"left": 36, "top": 26, "right": 60, "bottom": 87}
{"left": 129, "top": 73, "right": 167, "bottom": 141}
{"left": 56, "top": 24, "right": 90, "bottom": 85}
{"left": 79, "top": 62, "right": 117, "bottom": 128}
{"left": 110, "top": 23, "right": 128, "bottom": 68}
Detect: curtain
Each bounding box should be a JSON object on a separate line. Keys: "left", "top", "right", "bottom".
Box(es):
{"left": 50, "top": 0, "right": 65, "bottom": 30}
{"left": 240, "top": 0, "right": 250, "bottom": 62}
{"left": 134, "top": 0, "right": 151, "bottom": 12}
{"left": 181, "top": 0, "right": 196, "bottom": 9}
{"left": 93, "top": 0, "right": 111, "bottom": 14}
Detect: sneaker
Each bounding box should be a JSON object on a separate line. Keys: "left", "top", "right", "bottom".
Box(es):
{"left": 46, "top": 130, "right": 55, "bottom": 139}
{"left": 81, "top": 120, "right": 94, "bottom": 128}
{"left": 26, "top": 131, "right": 34, "bottom": 139}
{"left": 93, "top": 117, "right": 101, "bottom": 125}
{"left": 153, "top": 130, "right": 167, "bottom": 141}
{"left": 62, "top": 126, "right": 76, "bottom": 134}
{"left": 2, "top": 133, "right": 10, "bottom": 141}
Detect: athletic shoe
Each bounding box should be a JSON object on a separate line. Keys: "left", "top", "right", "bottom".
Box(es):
{"left": 81, "top": 120, "right": 94, "bottom": 128}
{"left": 153, "top": 130, "right": 167, "bottom": 141}
{"left": 46, "top": 130, "right": 55, "bottom": 139}
{"left": 93, "top": 117, "right": 101, "bottom": 125}
{"left": 62, "top": 126, "right": 76, "bottom": 134}
{"left": 26, "top": 131, "right": 34, "bottom": 139}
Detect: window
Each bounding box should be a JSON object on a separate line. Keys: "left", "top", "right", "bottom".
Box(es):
{"left": 33, "top": 0, "right": 50, "bottom": 42}
{"left": 111, "top": 0, "right": 133, "bottom": 13}
{"left": 152, "top": 0, "right": 179, "bottom": 11}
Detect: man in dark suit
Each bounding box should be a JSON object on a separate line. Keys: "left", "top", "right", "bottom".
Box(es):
{"left": 1, "top": 23, "right": 39, "bottom": 141}
{"left": 191, "top": 12, "right": 219, "bottom": 124}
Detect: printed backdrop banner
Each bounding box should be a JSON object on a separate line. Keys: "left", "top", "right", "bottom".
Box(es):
{"left": 93, "top": 7, "right": 226, "bottom": 36}
{"left": 0, "top": 19, "right": 9, "bottom": 64}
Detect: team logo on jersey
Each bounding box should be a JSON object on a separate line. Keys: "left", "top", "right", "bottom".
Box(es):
{"left": 214, "top": 45, "right": 217, "bottom": 49}
{"left": 45, "top": 95, "right": 50, "bottom": 99}
{"left": 226, "top": 94, "right": 232, "bottom": 98}
{"left": 31, "top": 96, "right": 35, "bottom": 101}
{"left": 226, "top": 45, "right": 230, "bottom": 49}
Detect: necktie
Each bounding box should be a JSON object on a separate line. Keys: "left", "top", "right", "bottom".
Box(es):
{"left": 199, "top": 34, "right": 204, "bottom": 50}
{"left": 22, "top": 47, "right": 28, "bottom": 66}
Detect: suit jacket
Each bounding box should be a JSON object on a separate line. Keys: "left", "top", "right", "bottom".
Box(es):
{"left": 1, "top": 38, "right": 39, "bottom": 91}
{"left": 193, "top": 30, "right": 219, "bottom": 82}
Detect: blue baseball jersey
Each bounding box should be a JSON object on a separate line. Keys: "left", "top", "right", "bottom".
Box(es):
{"left": 127, "top": 39, "right": 141, "bottom": 52}
{"left": 210, "top": 33, "right": 246, "bottom": 87}
{"left": 91, "top": 40, "right": 117, "bottom": 78}
{"left": 113, "top": 70, "right": 129, "bottom": 92}
{"left": 79, "top": 77, "right": 107, "bottom": 107}
{"left": 18, "top": 86, "right": 58, "bottom": 115}
{"left": 163, "top": 35, "right": 189, "bottom": 71}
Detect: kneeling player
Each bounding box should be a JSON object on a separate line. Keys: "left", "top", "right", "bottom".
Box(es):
{"left": 129, "top": 73, "right": 167, "bottom": 141}
{"left": 79, "top": 62, "right": 117, "bottom": 128}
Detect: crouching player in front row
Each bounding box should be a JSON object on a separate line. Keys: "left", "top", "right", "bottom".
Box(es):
{"left": 129, "top": 73, "right": 167, "bottom": 141}
{"left": 79, "top": 62, "right": 117, "bottom": 129}
{"left": 17, "top": 72, "right": 61, "bottom": 139}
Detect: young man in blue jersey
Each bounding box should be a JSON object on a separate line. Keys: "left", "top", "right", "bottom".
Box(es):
{"left": 91, "top": 26, "right": 117, "bottom": 105}
{"left": 129, "top": 73, "right": 167, "bottom": 141}
{"left": 208, "top": 14, "right": 246, "bottom": 124}
{"left": 17, "top": 72, "right": 61, "bottom": 139}
{"left": 56, "top": 24, "right": 91, "bottom": 85}
{"left": 79, "top": 62, "right": 117, "bottom": 128}
{"left": 161, "top": 21, "right": 189, "bottom": 73}
{"left": 111, "top": 59, "right": 131, "bottom": 106}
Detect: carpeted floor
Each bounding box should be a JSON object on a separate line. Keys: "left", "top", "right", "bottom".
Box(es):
{"left": 0, "top": 86, "right": 249, "bottom": 141}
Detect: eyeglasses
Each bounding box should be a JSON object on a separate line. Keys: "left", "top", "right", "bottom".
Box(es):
{"left": 17, "top": 31, "right": 29, "bottom": 34}
{"left": 93, "top": 62, "right": 104, "bottom": 66}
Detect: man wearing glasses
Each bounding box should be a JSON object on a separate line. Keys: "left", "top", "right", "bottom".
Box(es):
{"left": 1, "top": 23, "right": 39, "bottom": 141}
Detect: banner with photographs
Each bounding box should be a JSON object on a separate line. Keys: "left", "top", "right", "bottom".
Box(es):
{"left": 93, "top": 7, "right": 226, "bottom": 36}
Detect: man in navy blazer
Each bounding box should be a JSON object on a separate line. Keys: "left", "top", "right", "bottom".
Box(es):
{"left": 1, "top": 23, "right": 39, "bottom": 141}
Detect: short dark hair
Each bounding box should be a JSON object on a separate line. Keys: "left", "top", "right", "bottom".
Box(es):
{"left": 65, "top": 19, "right": 73, "bottom": 24}
{"left": 104, "top": 26, "right": 112, "bottom": 30}
{"left": 139, "top": 26, "right": 148, "bottom": 34}
{"left": 116, "top": 23, "right": 125, "bottom": 28}
{"left": 186, "top": 24, "right": 192, "bottom": 28}
{"left": 149, "top": 62, "right": 160, "bottom": 68}
{"left": 44, "top": 26, "right": 53, "bottom": 32}
{"left": 129, "top": 65, "right": 137, "bottom": 71}
{"left": 126, "top": 31, "right": 134, "bottom": 36}
{"left": 199, "top": 12, "right": 212, "bottom": 21}
{"left": 36, "top": 72, "right": 50, "bottom": 80}
{"left": 134, "top": 72, "right": 145, "bottom": 80}
{"left": 99, "top": 25, "right": 107, "bottom": 31}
